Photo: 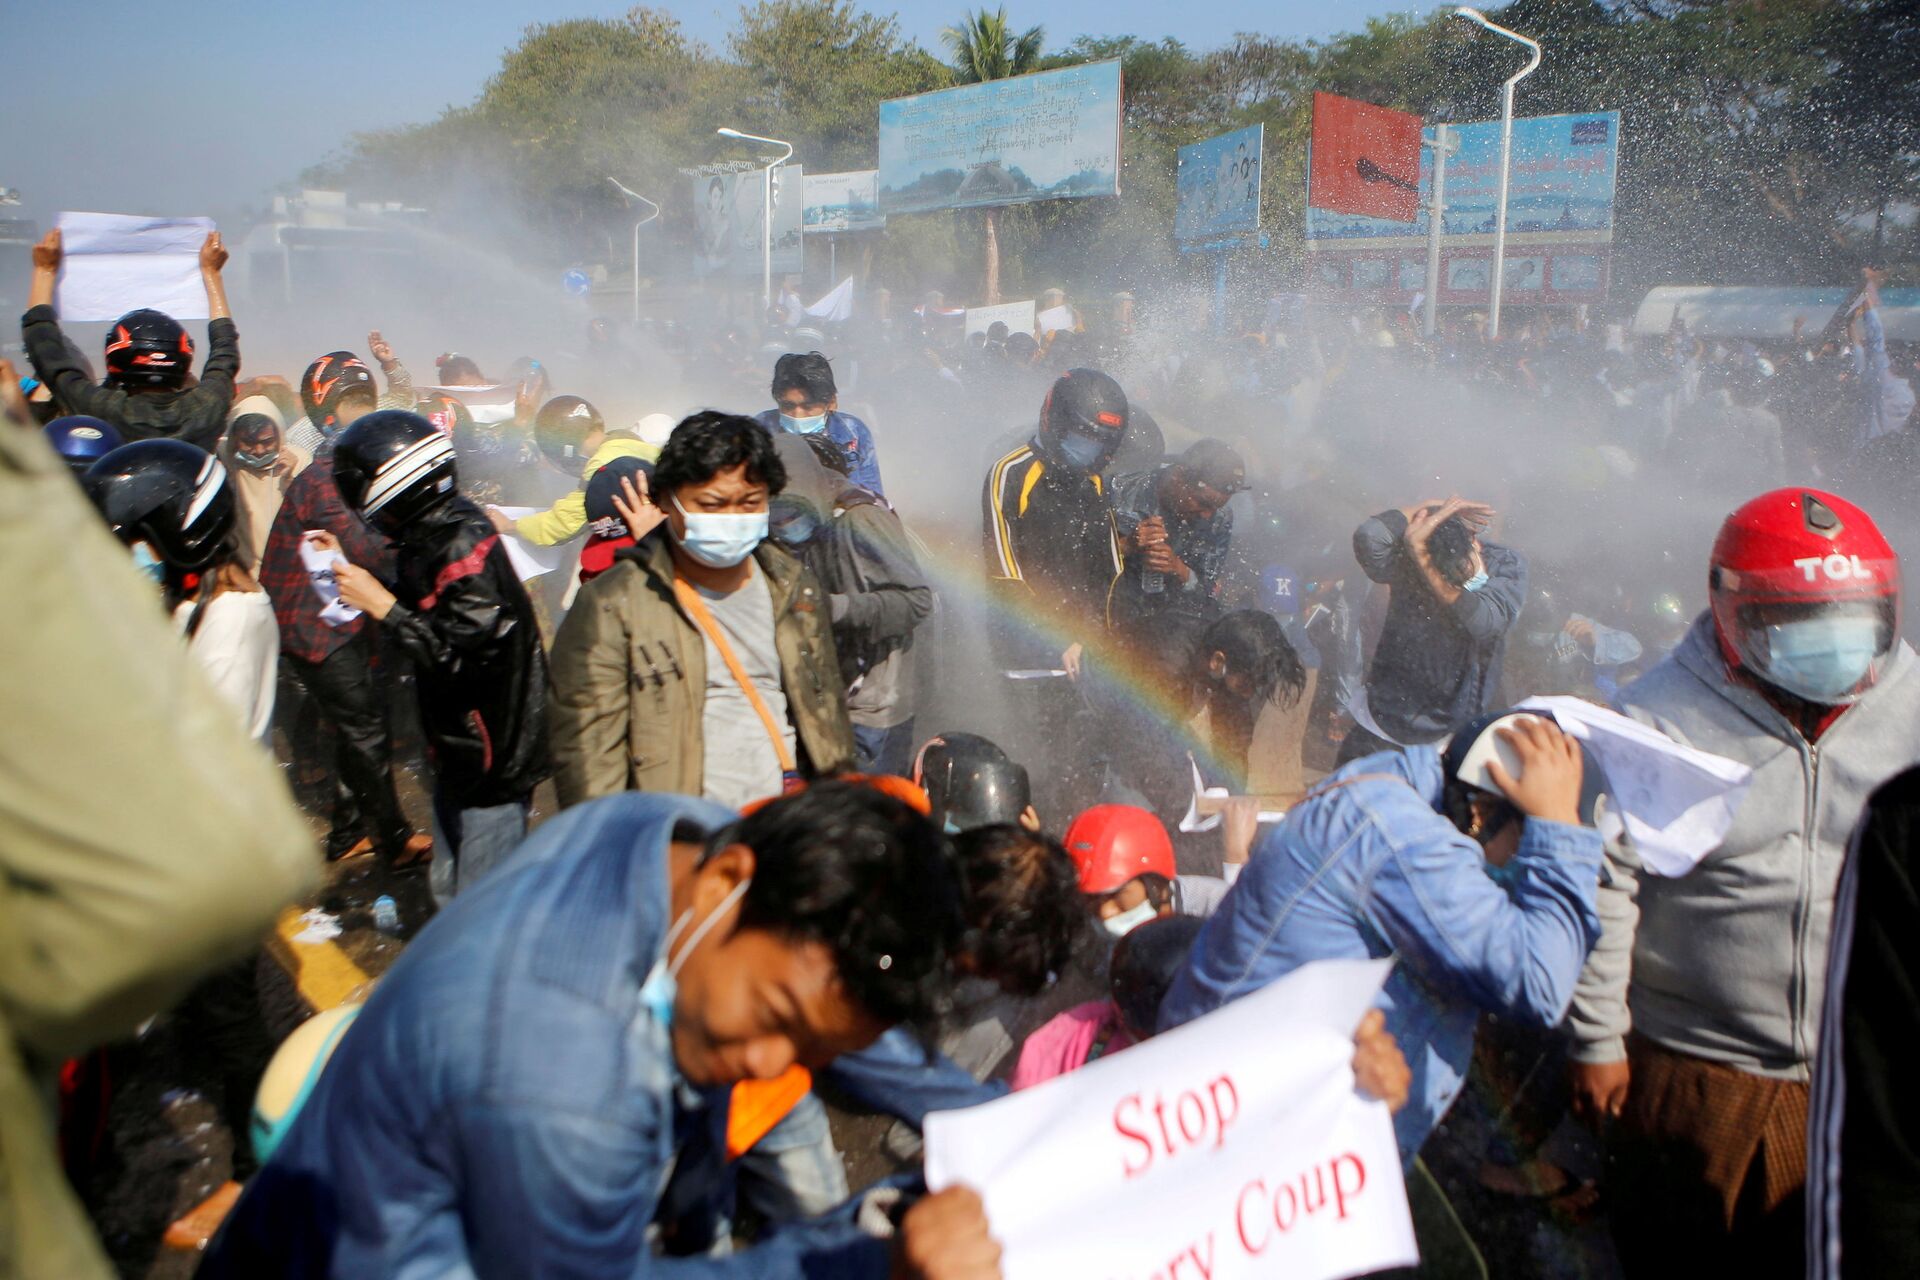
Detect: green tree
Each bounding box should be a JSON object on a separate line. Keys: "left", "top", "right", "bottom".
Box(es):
{"left": 941, "top": 7, "right": 1046, "bottom": 84}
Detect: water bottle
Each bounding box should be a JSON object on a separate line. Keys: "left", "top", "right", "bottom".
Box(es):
{"left": 372, "top": 895, "right": 401, "bottom": 935}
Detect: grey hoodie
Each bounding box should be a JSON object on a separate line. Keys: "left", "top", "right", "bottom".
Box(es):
{"left": 1571, "top": 614, "right": 1920, "bottom": 1078}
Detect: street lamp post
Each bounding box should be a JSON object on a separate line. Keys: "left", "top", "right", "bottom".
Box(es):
{"left": 1453, "top": 7, "right": 1540, "bottom": 341}
{"left": 716, "top": 127, "right": 793, "bottom": 313}
{"left": 606, "top": 177, "right": 659, "bottom": 327}
{"left": 1421, "top": 124, "right": 1458, "bottom": 339}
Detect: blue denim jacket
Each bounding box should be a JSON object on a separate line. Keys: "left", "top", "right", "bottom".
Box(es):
{"left": 755, "top": 409, "right": 884, "bottom": 497}
{"left": 201, "top": 793, "right": 889, "bottom": 1279}
{"left": 1158, "top": 748, "right": 1603, "bottom": 1164}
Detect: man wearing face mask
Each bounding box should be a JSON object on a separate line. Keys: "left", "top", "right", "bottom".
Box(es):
{"left": 753, "top": 351, "right": 884, "bottom": 497}
{"left": 1568, "top": 488, "right": 1920, "bottom": 1276}
{"left": 548, "top": 412, "right": 855, "bottom": 810}
{"left": 219, "top": 395, "right": 309, "bottom": 574}
{"left": 1342, "top": 495, "right": 1527, "bottom": 764}
{"left": 981, "top": 367, "right": 1128, "bottom": 678}
{"left": 766, "top": 434, "right": 932, "bottom": 775}
{"left": 256, "top": 350, "right": 429, "bottom": 870}
{"left": 1163, "top": 711, "right": 1610, "bottom": 1166}
{"left": 198, "top": 783, "right": 1003, "bottom": 1280}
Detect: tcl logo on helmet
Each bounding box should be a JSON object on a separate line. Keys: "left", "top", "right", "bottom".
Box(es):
{"left": 1795, "top": 554, "right": 1876, "bottom": 583}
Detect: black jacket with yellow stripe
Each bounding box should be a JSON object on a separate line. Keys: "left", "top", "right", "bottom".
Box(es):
{"left": 980, "top": 440, "right": 1121, "bottom": 668}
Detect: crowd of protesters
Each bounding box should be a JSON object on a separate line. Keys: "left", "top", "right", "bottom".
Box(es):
{"left": 4, "top": 216, "right": 1919, "bottom": 1280}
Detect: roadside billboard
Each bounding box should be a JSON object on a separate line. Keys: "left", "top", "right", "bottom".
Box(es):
{"left": 1175, "top": 124, "right": 1264, "bottom": 243}
{"left": 802, "top": 170, "right": 884, "bottom": 234}
{"left": 878, "top": 60, "right": 1123, "bottom": 216}
{"left": 691, "top": 164, "right": 804, "bottom": 279}
{"left": 1305, "top": 111, "right": 1621, "bottom": 305}
{"left": 1307, "top": 93, "right": 1422, "bottom": 223}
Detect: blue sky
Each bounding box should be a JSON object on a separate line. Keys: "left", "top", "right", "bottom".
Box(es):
{"left": 2, "top": 0, "right": 1416, "bottom": 223}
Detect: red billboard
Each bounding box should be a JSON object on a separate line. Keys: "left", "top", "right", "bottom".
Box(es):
{"left": 1308, "top": 92, "right": 1422, "bottom": 223}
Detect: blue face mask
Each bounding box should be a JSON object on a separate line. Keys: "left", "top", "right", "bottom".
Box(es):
{"left": 639, "top": 877, "right": 753, "bottom": 1031}
{"left": 1763, "top": 615, "right": 1882, "bottom": 703}
{"left": 131, "top": 541, "right": 166, "bottom": 586}
{"left": 779, "top": 412, "right": 828, "bottom": 436}
{"left": 671, "top": 492, "right": 767, "bottom": 569}
{"left": 1461, "top": 569, "right": 1490, "bottom": 593}
{"left": 1057, "top": 432, "right": 1108, "bottom": 472}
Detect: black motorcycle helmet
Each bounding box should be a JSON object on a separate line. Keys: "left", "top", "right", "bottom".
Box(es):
{"left": 1110, "top": 914, "right": 1205, "bottom": 1040}
{"left": 1440, "top": 708, "right": 1612, "bottom": 840}
{"left": 333, "top": 410, "right": 459, "bottom": 537}
{"left": 913, "top": 732, "right": 1033, "bottom": 833}
{"left": 104, "top": 309, "right": 193, "bottom": 388}
{"left": 534, "top": 395, "right": 606, "bottom": 475}
{"left": 83, "top": 439, "right": 234, "bottom": 569}
{"left": 1035, "top": 367, "right": 1129, "bottom": 474}
{"left": 44, "top": 416, "right": 125, "bottom": 476}
{"left": 300, "top": 351, "right": 377, "bottom": 436}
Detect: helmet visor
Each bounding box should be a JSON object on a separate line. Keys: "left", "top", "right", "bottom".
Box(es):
{"left": 1730, "top": 597, "right": 1898, "bottom": 705}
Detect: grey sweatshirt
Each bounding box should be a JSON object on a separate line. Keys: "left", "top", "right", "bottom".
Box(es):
{"left": 1571, "top": 615, "right": 1920, "bottom": 1079}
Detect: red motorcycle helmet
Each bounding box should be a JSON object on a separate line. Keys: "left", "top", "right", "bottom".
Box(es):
{"left": 1708, "top": 487, "right": 1901, "bottom": 705}
{"left": 1063, "top": 804, "right": 1175, "bottom": 896}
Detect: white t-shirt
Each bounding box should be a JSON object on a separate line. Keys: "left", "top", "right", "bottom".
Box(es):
{"left": 695, "top": 565, "right": 795, "bottom": 809}
{"left": 175, "top": 590, "right": 279, "bottom": 743}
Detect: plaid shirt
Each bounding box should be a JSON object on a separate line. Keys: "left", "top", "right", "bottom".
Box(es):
{"left": 257, "top": 443, "right": 393, "bottom": 664}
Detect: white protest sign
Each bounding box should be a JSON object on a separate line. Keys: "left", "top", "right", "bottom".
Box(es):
{"left": 1516, "top": 695, "right": 1753, "bottom": 877}
{"left": 806, "top": 277, "right": 856, "bottom": 323}
{"left": 54, "top": 212, "right": 215, "bottom": 323}
{"left": 926, "top": 958, "right": 1416, "bottom": 1280}
{"left": 965, "top": 300, "right": 1037, "bottom": 340}
{"left": 1036, "top": 303, "right": 1076, "bottom": 335}
{"left": 491, "top": 507, "right": 573, "bottom": 581}
{"left": 418, "top": 383, "right": 519, "bottom": 425}
{"left": 298, "top": 535, "right": 362, "bottom": 628}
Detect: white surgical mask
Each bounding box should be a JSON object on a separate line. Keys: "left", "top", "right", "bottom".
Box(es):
{"left": 779, "top": 412, "right": 828, "bottom": 436}
{"left": 670, "top": 492, "right": 767, "bottom": 569}
{"left": 1103, "top": 900, "right": 1158, "bottom": 938}
{"left": 1461, "top": 569, "right": 1490, "bottom": 593}
{"left": 639, "top": 876, "right": 753, "bottom": 1030}
{"left": 1764, "top": 616, "right": 1882, "bottom": 703}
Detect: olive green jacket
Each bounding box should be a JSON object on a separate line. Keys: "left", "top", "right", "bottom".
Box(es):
{"left": 547, "top": 532, "right": 855, "bottom": 808}
{"left": 0, "top": 421, "right": 320, "bottom": 1278}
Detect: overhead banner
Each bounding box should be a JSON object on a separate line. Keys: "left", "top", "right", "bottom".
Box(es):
{"left": 878, "top": 60, "right": 1123, "bottom": 216}
{"left": 1306, "top": 110, "right": 1621, "bottom": 306}
{"left": 691, "top": 164, "right": 804, "bottom": 279}
{"left": 1308, "top": 93, "right": 1423, "bottom": 223}
{"left": 802, "top": 171, "right": 884, "bottom": 234}
{"left": 1175, "top": 124, "right": 1264, "bottom": 244}
{"left": 925, "top": 958, "right": 1416, "bottom": 1280}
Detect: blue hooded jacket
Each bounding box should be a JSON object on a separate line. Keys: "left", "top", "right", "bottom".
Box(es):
{"left": 1159, "top": 747, "right": 1603, "bottom": 1163}
{"left": 201, "top": 792, "right": 890, "bottom": 1279}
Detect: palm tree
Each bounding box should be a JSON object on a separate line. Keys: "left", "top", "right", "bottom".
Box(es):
{"left": 941, "top": 8, "right": 1044, "bottom": 85}
{"left": 940, "top": 8, "right": 1045, "bottom": 303}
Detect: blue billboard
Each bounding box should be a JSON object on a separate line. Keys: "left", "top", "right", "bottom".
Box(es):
{"left": 1304, "top": 111, "right": 1620, "bottom": 244}
{"left": 803, "top": 170, "right": 884, "bottom": 234}
{"left": 878, "top": 60, "right": 1123, "bottom": 216}
{"left": 1175, "top": 124, "right": 1263, "bottom": 243}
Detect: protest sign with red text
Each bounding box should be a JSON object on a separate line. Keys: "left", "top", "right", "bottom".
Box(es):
{"left": 925, "top": 957, "right": 1416, "bottom": 1280}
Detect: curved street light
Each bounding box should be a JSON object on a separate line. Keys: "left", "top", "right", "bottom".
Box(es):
{"left": 1453, "top": 7, "right": 1541, "bottom": 341}
{"left": 606, "top": 177, "right": 659, "bottom": 326}
{"left": 717, "top": 127, "right": 795, "bottom": 311}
